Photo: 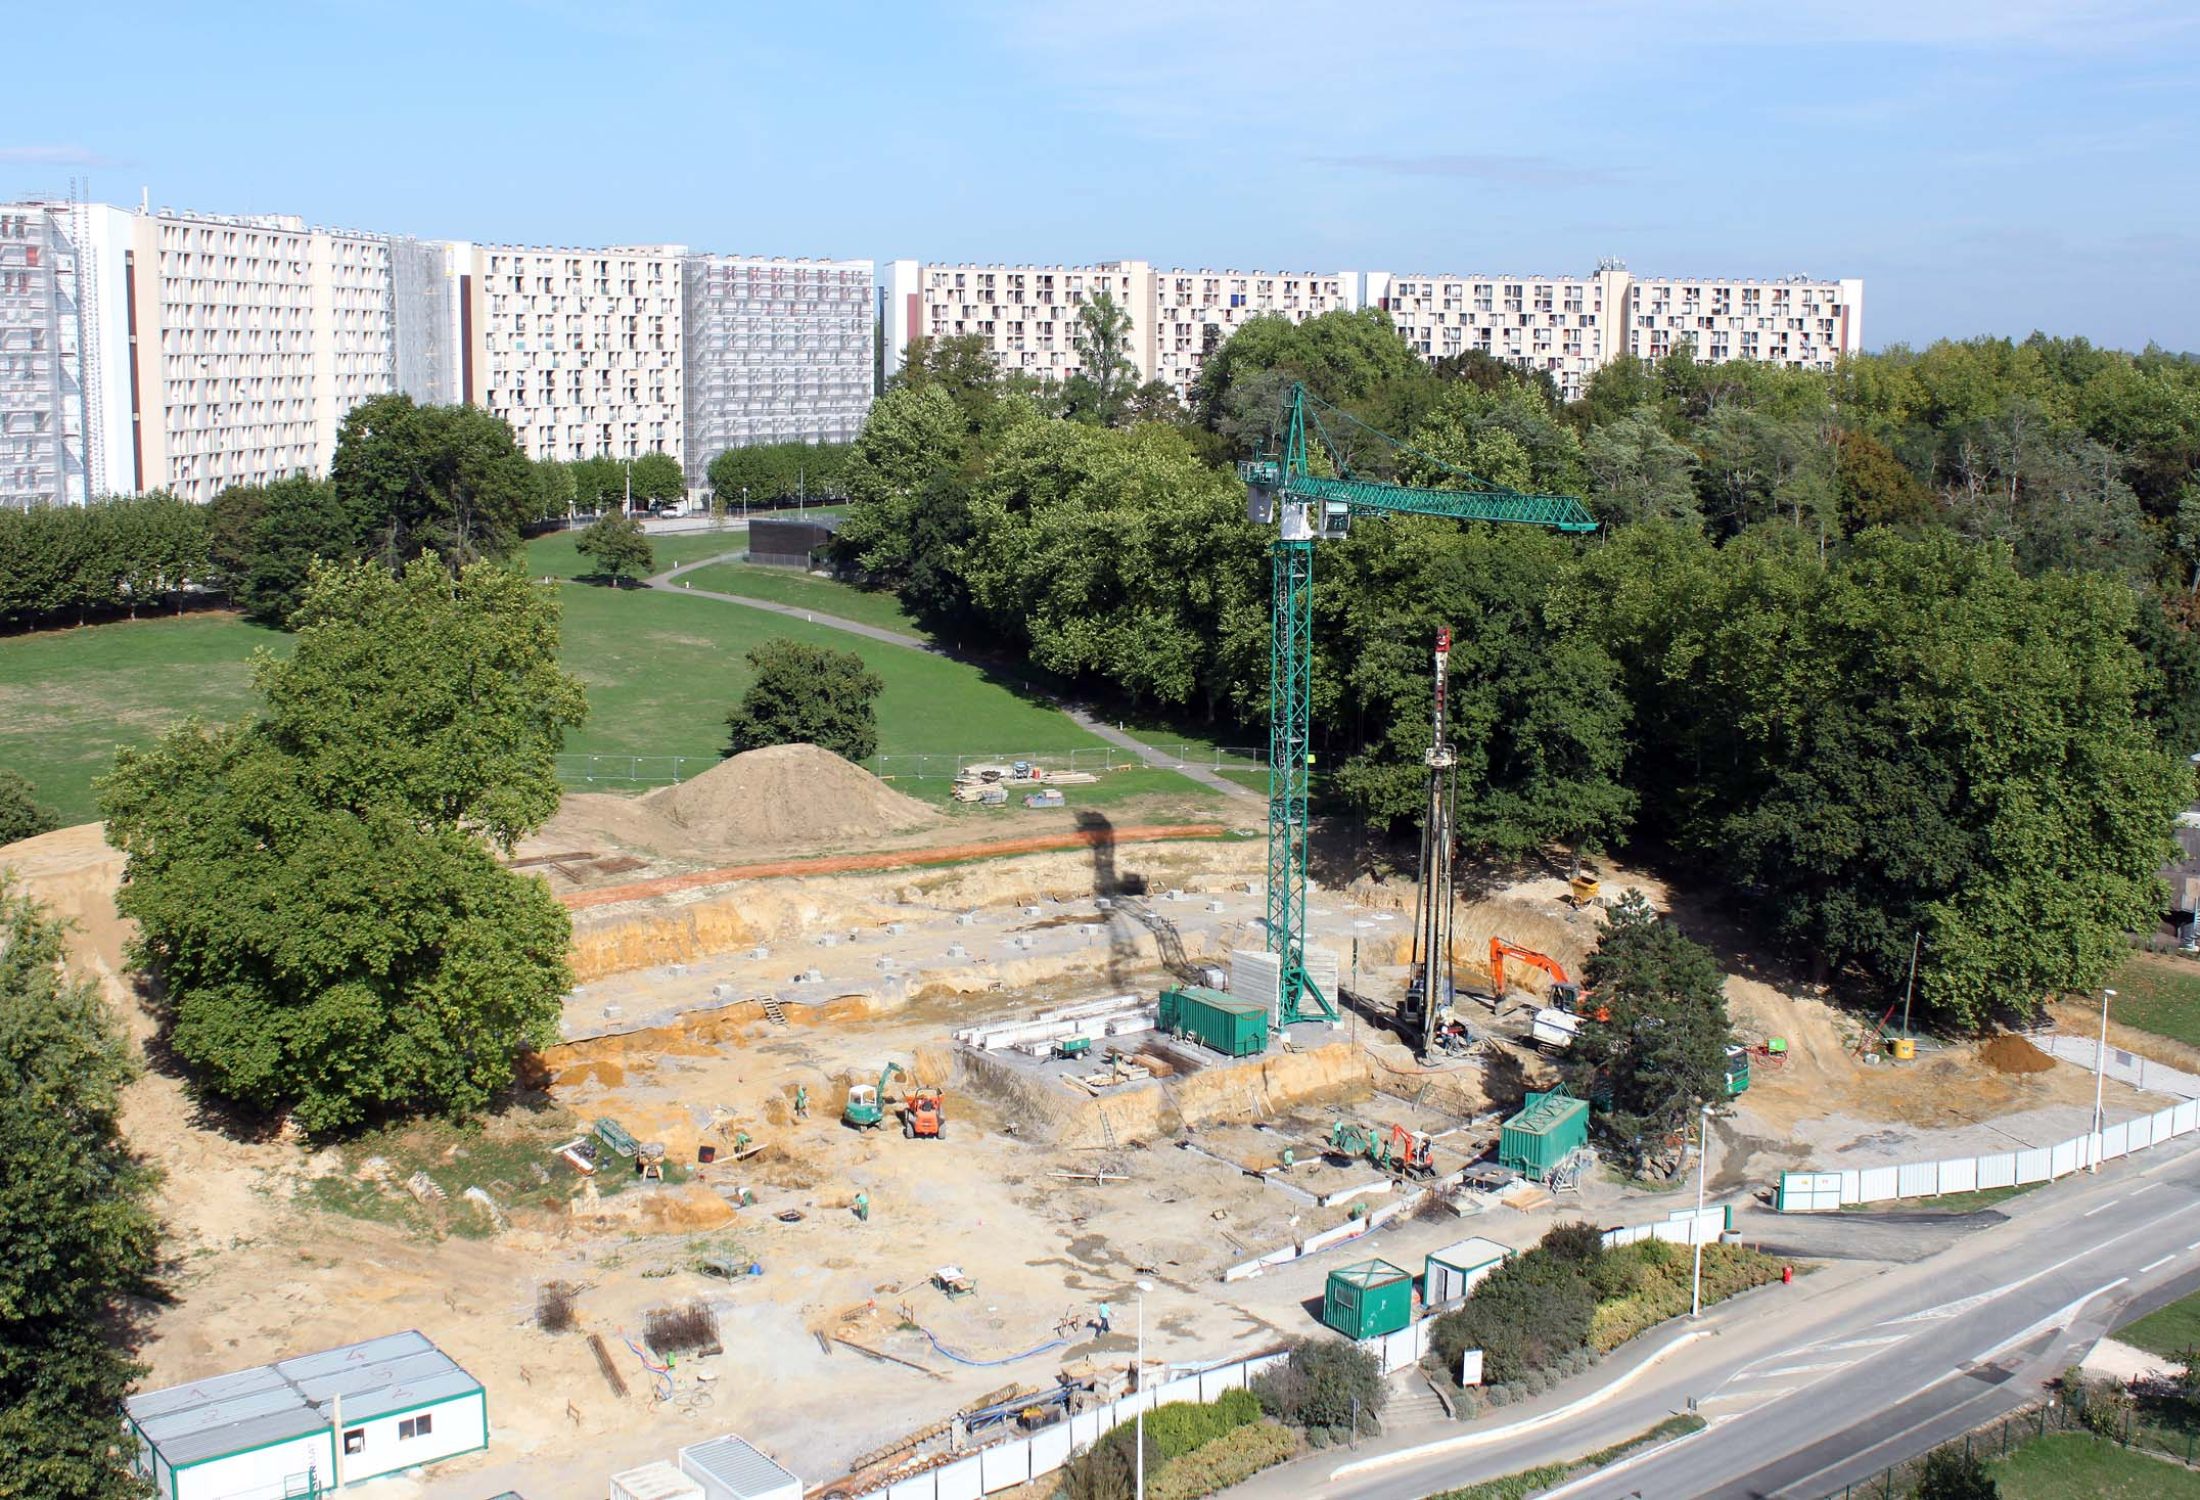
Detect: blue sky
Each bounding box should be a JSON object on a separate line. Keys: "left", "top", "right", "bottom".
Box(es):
{"left": 6, "top": 0, "right": 2196, "bottom": 352}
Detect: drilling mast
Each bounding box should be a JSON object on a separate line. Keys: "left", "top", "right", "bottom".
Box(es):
{"left": 1407, "top": 628, "right": 1457, "bottom": 1056}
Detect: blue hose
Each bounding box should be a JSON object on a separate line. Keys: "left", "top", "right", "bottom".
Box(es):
{"left": 921, "top": 1330, "right": 1070, "bottom": 1367}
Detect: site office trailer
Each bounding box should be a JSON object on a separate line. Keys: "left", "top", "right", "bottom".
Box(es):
{"left": 128, "top": 1390, "right": 487, "bottom": 1500}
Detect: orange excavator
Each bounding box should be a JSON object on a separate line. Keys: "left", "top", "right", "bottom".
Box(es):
{"left": 1488, "top": 938, "right": 1607, "bottom": 1020}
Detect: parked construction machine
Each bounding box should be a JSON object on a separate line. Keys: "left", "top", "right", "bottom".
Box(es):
{"left": 902, "top": 1086, "right": 947, "bottom": 1139}
{"left": 1374, "top": 1124, "right": 1437, "bottom": 1179}
{"left": 844, "top": 1062, "right": 907, "bottom": 1130}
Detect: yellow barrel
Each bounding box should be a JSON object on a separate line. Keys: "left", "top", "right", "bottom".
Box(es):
{"left": 1890, "top": 1037, "right": 1917, "bottom": 1060}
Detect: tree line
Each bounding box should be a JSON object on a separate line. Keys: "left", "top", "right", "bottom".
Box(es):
{"left": 835, "top": 315, "right": 2200, "bottom": 1025}
{"left": 0, "top": 492, "right": 211, "bottom": 631}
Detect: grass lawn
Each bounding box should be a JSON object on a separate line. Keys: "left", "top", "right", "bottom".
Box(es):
{"left": 676, "top": 560, "right": 928, "bottom": 638}
{"left": 0, "top": 611, "right": 291, "bottom": 825}
{"left": 527, "top": 528, "right": 745, "bottom": 581}
{"left": 1990, "top": 1433, "right": 2200, "bottom": 1498}
{"left": 2118, "top": 1288, "right": 2200, "bottom": 1360}
{"left": 1841, "top": 1182, "right": 2043, "bottom": 1215}
{"left": 2105, "top": 954, "right": 2200, "bottom": 1050}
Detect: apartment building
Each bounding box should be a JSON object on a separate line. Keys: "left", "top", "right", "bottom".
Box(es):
{"left": 883, "top": 259, "right": 1360, "bottom": 402}
{"left": 1150, "top": 269, "right": 1359, "bottom": 399}
{"left": 1367, "top": 265, "right": 1630, "bottom": 402}
{"left": 683, "top": 255, "right": 873, "bottom": 483}
{"left": 1, "top": 201, "right": 134, "bottom": 506}
{"left": 1624, "top": 274, "right": 1863, "bottom": 370}
{"left": 1370, "top": 264, "right": 1863, "bottom": 400}
{"left": 458, "top": 243, "right": 686, "bottom": 465}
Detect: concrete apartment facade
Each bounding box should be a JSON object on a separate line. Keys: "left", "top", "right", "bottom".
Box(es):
{"left": 1623, "top": 274, "right": 1864, "bottom": 370}
{"left": 682, "top": 255, "right": 874, "bottom": 484}
{"left": 883, "top": 259, "right": 1360, "bottom": 404}
{"left": 458, "top": 243, "right": 686, "bottom": 465}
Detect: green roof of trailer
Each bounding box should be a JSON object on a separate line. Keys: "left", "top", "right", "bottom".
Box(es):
{"left": 1164, "top": 985, "right": 1269, "bottom": 1015}
{"left": 1330, "top": 1259, "right": 1413, "bottom": 1288}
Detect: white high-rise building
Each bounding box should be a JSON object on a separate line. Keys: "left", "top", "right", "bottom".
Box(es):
{"left": 682, "top": 255, "right": 874, "bottom": 484}
{"left": 2, "top": 201, "right": 135, "bottom": 507}
{"left": 882, "top": 259, "right": 1360, "bottom": 402}
{"left": 461, "top": 243, "right": 686, "bottom": 464}
{"left": 1369, "top": 264, "right": 1863, "bottom": 400}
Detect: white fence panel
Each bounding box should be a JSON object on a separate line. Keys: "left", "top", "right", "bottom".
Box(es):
{"left": 1197, "top": 1367, "right": 1239, "bottom": 1402}
{"left": 1858, "top": 1165, "right": 1900, "bottom": 1203}
{"left": 1840, "top": 1169, "right": 1861, "bottom": 1203}
{"left": 1897, "top": 1161, "right": 1938, "bottom": 1199}
{"left": 1068, "top": 1411, "right": 1101, "bottom": 1450}
{"left": 1156, "top": 1375, "right": 1201, "bottom": 1407}
{"left": 1977, "top": 1152, "right": 2017, "bottom": 1190}
{"left": 935, "top": 1456, "right": 984, "bottom": 1500}
{"left": 887, "top": 1477, "right": 936, "bottom": 1500}
{"left": 1030, "top": 1426, "right": 1074, "bottom": 1477}
{"left": 1938, "top": 1157, "right": 1978, "bottom": 1194}
{"left": 981, "top": 1442, "right": 1030, "bottom": 1492}
{"left": 2103, "top": 1122, "right": 2131, "bottom": 1160}
{"left": 2177, "top": 1100, "right": 2200, "bottom": 1133}
{"left": 1246, "top": 1352, "right": 1289, "bottom": 1380}
{"left": 2159, "top": 1106, "right": 2184, "bottom": 1141}
{"left": 2016, "top": 1148, "right": 2053, "bottom": 1184}
{"left": 2131, "top": 1115, "right": 2156, "bottom": 1152}
{"left": 2050, "top": 1139, "right": 2082, "bottom": 1178}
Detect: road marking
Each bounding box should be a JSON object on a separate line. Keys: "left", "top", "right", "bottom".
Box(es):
{"left": 1697, "top": 1386, "right": 1797, "bottom": 1405}
{"left": 2143, "top": 1255, "right": 2175, "bottom": 1273}
{"left": 1882, "top": 1206, "right": 2200, "bottom": 1327}
{"left": 1735, "top": 1361, "right": 1854, "bottom": 1380}
{"left": 1970, "top": 1279, "right": 2127, "bottom": 1366}
{"left": 2083, "top": 1199, "right": 2124, "bottom": 1217}
{"left": 1326, "top": 1331, "right": 1713, "bottom": 1478}
{"left": 1808, "top": 1335, "right": 1908, "bottom": 1353}
{"left": 2130, "top": 1181, "right": 2167, "bottom": 1195}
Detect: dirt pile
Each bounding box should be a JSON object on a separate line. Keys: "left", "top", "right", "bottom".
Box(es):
{"left": 0, "top": 821, "right": 132, "bottom": 979}
{"left": 1978, "top": 1034, "right": 2057, "bottom": 1074}
{"left": 646, "top": 743, "right": 937, "bottom": 846}
{"left": 536, "top": 744, "right": 939, "bottom": 865}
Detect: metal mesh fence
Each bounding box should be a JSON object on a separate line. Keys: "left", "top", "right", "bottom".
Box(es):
{"left": 1830, "top": 1390, "right": 2200, "bottom": 1497}
{"left": 555, "top": 746, "right": 1264, "bottom": 790}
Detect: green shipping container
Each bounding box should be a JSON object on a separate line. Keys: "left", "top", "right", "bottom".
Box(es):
{"left": 1323, "top": 1260, "right": 1415, "bottom": 1340}
{"left": 1498, "top": 1087, "right": 1590, "bottom": 1177}
{"left": 1156, "top": 985, "right": 1269, "bottom": 1058}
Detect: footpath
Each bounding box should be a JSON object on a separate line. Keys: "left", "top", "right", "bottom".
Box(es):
{"left": 646, "top": 552, "right": 1258, "bottom": 803}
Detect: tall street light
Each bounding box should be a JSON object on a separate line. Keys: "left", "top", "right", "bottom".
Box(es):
{"left": 1691, "top": 1102, "right": 1712, "bottom": 1318}
{"left": 2092, "top": 988, "right": 2116, "bottom": 1171}
{"left": 1135, "top": 1278, "right": 1153, "bottom": 1500}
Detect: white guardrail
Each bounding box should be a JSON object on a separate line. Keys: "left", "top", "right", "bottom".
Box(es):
{"left": 1778, "top": 1096, "right": 2200, "bottom": 1212}
{"left": 858, "top": 1351, "right": 1290, "bottom": 1500}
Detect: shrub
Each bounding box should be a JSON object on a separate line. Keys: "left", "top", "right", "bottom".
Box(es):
{"left": 1251, "top": 1339, "right": 1386, "bottom": 1435}
{"left": 1148, "top": 1421, "right": 1298, "bottom": 1500}
{"left": 1060, "top": 1422, "right": 1161, "bottom": 1500}
{"left": 1142, "top": 1389, "right": 1262, "bottom": 1460}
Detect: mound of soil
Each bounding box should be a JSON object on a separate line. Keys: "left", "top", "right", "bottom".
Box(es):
{"left": 1978, "top": 1034, "right": 2057, "bottom": 1075}
{"left": 643, "top": 743, "right": 937, "bottom": 848}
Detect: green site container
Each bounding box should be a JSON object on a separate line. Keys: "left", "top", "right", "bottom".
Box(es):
{"left": 1156, "top": 985, "right": 1269, "bottom": 1058}
{"left": 1498, "top": 1087, "right": 1590, "bottom": 1177}
{"left": 1323, "top": 1260, "right": 1415, "bottom": 1340}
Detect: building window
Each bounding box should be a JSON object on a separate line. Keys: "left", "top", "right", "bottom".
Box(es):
{"left": 399, "top": 1414, "right": 434, "bottom": 1441}
{"left": 343, "top": 1429, "right": 365, "bottom": 1455}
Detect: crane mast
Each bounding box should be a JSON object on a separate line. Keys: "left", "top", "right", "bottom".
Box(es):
{"left": 1241, "top": 383, "right": 1596, "bottom": 1031}
{"left": 1408, "top": 628, "right": 1457, "bottom": 1057}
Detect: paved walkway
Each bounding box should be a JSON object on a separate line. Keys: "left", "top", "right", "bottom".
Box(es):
{"left": 2039, "top": 1033, "right": 2200, "bottom": 1099}
{"left": 645, "top": 552, "right": 1260, "bottom": 803}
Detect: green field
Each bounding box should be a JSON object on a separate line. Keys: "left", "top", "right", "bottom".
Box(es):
{"left": 2117, "top": 1288, "right": 2200, "bottom": 1360}
{"left": 1990, "top": 1433, "right": 2200, "bottom": 1497}
{"left": 676, "top": 560, "right": 928, "bottom": 637}
{"left": 2106, "top": 955, "right": 2200, "bottom": 1050}
{"left": 526, "top": 527, "right": 744, "bottom": 580}
{"left": 0, "top": 613, "right": 290, "bottom": 824}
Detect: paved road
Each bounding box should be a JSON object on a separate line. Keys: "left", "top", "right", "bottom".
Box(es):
{"left": 645, "top": 553, "right": 1258, "bottom": 802}
{"left": 1228, "top": 1134, "right": 2200, "bottom": 1500}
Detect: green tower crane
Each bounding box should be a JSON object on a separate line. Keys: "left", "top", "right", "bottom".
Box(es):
{"left": 1240, "top": 382, "right": 1597, "bottom": 1027}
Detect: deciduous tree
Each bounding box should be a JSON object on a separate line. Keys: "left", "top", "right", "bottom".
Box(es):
{"left": 723, "top": 639, "right": 886, "bottom": 764}
{"left": 575, "top": 509, "right": 656, "bottom": 586}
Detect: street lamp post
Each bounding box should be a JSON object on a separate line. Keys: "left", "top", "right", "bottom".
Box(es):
{"left": 2092, "top": 988, "right": 2116, "bottom": 1171}
{"left": 1134, "top": 1278, "right": 1153, "bottom": 1500}
{"left": 1690, "top": 1103, "right": 1712, "bottom": 1318}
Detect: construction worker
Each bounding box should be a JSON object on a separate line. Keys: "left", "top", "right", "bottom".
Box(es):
{"left": 853, "top": 1190, "right": 870, "bottom": 1223}
{"left": 1096, "top": 1300, "right": 1112, "bottom": 1335}
{"left": 795, "top": 1085, "right": 810, "bottom": 1120}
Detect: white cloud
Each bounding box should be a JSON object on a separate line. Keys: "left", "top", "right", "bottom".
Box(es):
{"left": 0, "top": 145, "right": 117, "bottom": 167}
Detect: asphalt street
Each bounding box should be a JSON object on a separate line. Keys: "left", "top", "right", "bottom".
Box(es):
{"left": 1226, "top": 1131, "right": 2200, "bottom": 1500}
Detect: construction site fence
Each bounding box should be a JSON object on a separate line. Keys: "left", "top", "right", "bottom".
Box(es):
{"left": 1825, "top": 1395, "right": 2200, "bottom": 1498}
{"left": 855, "top": 1349, "right": 1291, "bottom": 1500}
{"left": 554, "top": 747, "right": 1267, "bottom": 790}
{"left": 1777, "top": 1097, "right": 2200, "bottom": 1212}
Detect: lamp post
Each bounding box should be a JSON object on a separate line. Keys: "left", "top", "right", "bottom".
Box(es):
{"left": 1690, "top": 1102, "right": 1712, "bottom": 1318}
{"left": 1135, "top": 1278, "right": 1153, "bottom": 1500}
{"left": 2092, "top": 988, "right": 2116, "bottom": 1171}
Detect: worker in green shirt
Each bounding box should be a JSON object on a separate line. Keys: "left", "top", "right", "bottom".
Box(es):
{"left": 853, "top": 1190, "right": 870, "bottom": 1222}
{"left": 795, "top": 1085, "right": 810, "bottom": 1120}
